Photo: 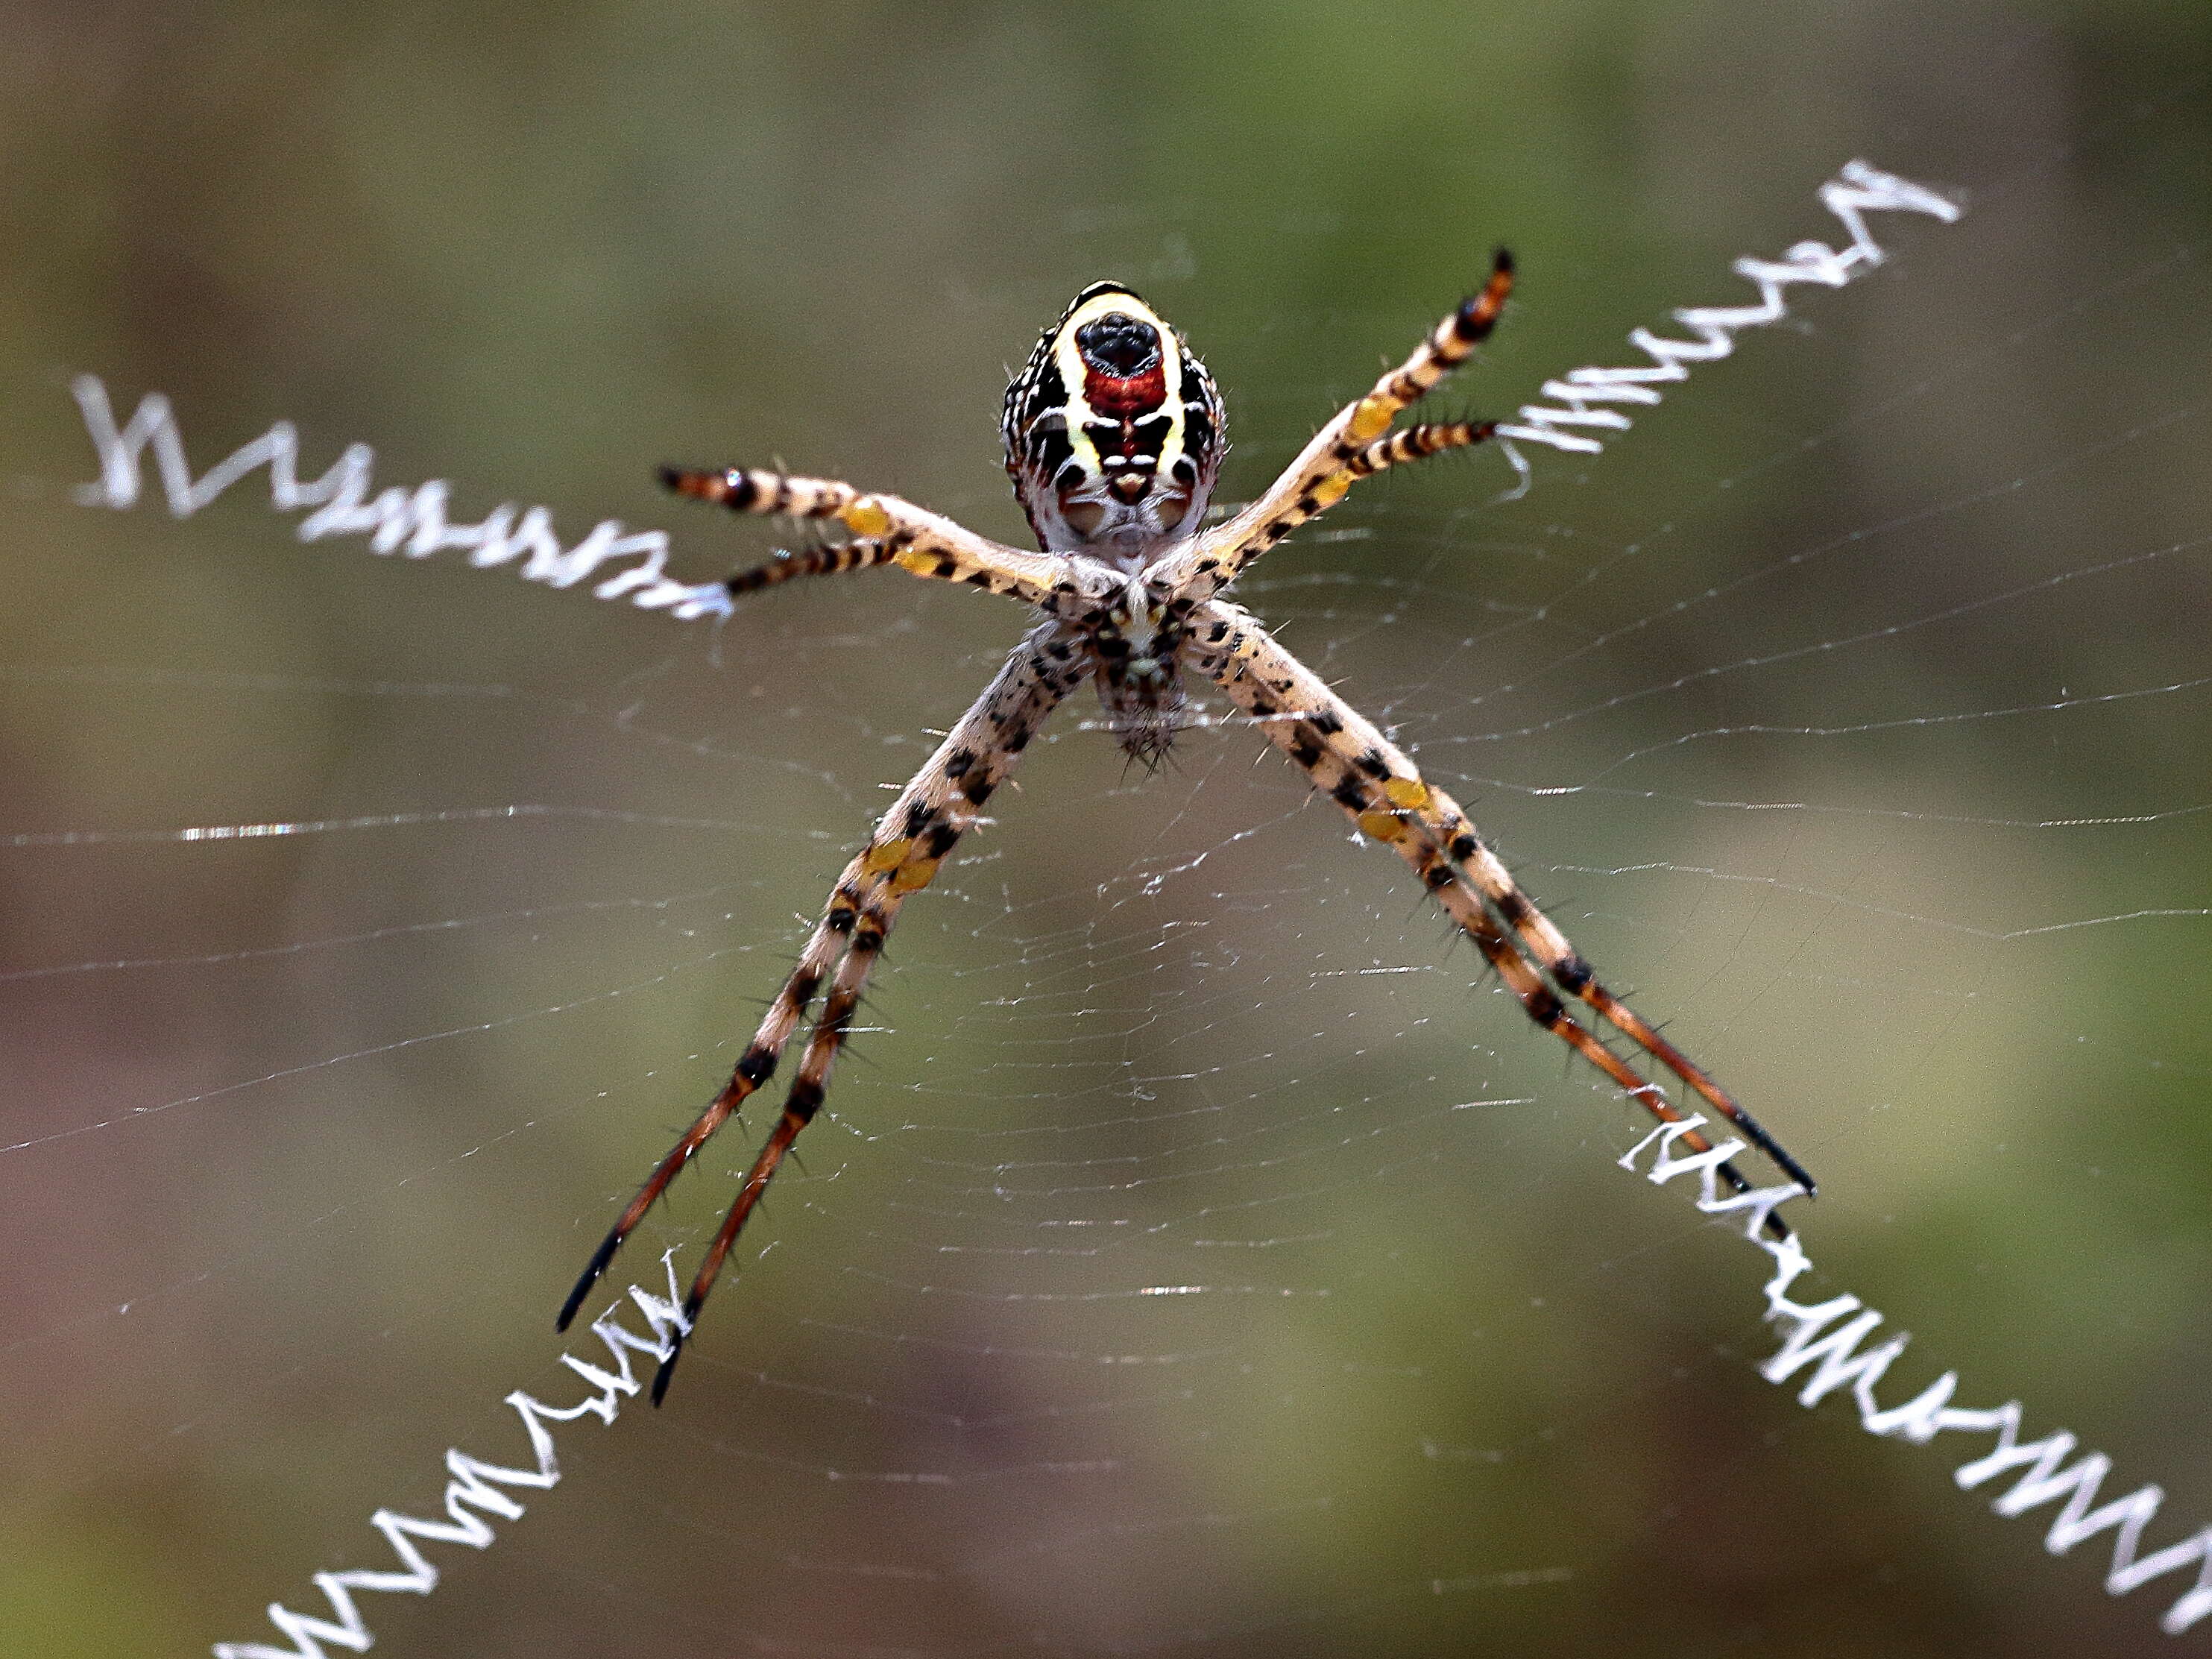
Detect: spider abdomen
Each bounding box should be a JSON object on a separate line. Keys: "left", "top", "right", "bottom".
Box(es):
{"left": 1002, "top": 281, "right": 1224, "bottom": 558}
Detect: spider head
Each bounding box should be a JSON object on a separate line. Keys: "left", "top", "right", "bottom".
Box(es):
{"left": 1002, "top": 282, "right": 1224, "bottom": 561}
{"left": 1086, "top": 574, "right": 1191, "bottom": 769}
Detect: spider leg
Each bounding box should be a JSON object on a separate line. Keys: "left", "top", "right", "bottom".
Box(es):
{"left": 650, "top": 873, "right": 898, "bottom": 1404}
{"left": 608, "top": 623, "right": 1086, "bottom": 1401}
{"left": 1154, "top": 251, "right": 1512, "bottom": 602}
{"left": 555, "top": 882, "right": 845, "bottom": 1333}
{"left": 1190, "top": 600, "right": 1813, "bottom": 1212}
{"left": 1345, "top": 421, "right": 1499, "bottom": 479}
{"left": 724, "top": 535, "right": 901, "bottom": 596}
{"left": 661, "top": 465, "right": 1094, "bottom": 616}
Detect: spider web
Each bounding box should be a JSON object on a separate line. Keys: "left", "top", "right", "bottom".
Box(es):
{"left": 5, "top": 9, "right": 2211, "bottom": 1655}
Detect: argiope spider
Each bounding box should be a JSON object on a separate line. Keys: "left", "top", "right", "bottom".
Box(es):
{"left": 558, "top": 252, "right": 1816, "bottom": 1402}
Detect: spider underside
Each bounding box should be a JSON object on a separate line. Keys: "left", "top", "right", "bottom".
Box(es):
{"left": 558, "top": 253, "right": 1815, "bottom": 1402}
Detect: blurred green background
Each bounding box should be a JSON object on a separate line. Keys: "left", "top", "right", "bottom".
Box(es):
{"left": 3, "top": 1, "right": 2210, "bottom": 1654}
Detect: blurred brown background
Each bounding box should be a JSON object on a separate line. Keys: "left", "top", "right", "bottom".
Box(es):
{"left": 3, "top": 2, "right": 2210, "bottom": 1655}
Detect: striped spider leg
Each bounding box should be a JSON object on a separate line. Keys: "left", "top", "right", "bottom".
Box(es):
{"left": 570, "top": 256, "right": 1812, "bottom": 1399}
{"left": 1188, "top": 599, "right": 1815, "bottom": 1219}
{"left": 558, "top": 623, "right": 1088, "bottom": 1401}
{"left": 1148, "top": 248, "right": 1515, "bottom": 607}
{"left": 659, "top": 463, "right": 1088, "bottom": 617}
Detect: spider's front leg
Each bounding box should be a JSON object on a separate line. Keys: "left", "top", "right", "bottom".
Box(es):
{"left": 1189, "top": 600, "right": 1814, "bottom": 1215}
{"left": 558, "top": 624, "right": 1086, "bottom": 1400}
{"left": 1153, "top": 250, "right": 1513, "bottom": 604}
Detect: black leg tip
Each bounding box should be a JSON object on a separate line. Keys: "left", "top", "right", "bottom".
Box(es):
{"left": 555, "top": 1282, "right": 591, "bottom": 1333}
{"left": 650, "top": 1343, "right": 683, "bottom": 1408}
{"left": 1493, "top": 246, "right": 1515, "bottom": 275}
{"left": 656, "top": 465, "right": 686, "bottom": 492}
{"left": 556, "top": 1233, "right": 624, "bottom": 1333}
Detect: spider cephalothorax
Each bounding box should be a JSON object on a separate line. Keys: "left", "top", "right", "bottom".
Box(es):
{"left": 1001, "top": 281, "right": 1224, "bottom": 560}
{"left": 1082, "top": 570, "right": 1193, "bottom": 768}
{"left": 602, "top": 250, "right": 1813, "bottom": 1403}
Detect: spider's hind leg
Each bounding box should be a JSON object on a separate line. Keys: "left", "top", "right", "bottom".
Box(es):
{"left": 1344, "top": 420, "right": 1499, "bottom": 480}
{"left": 1156, "top": 249, "right": 1514, "bottom": 602}
{"left": 723, "top": 534, "right": 902, "bottom": 598}
{"left": 660, "top": 463, "right": 1085, "bottom": 614}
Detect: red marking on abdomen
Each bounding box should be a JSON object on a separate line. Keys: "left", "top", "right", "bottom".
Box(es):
{"left": 1085, "top": 365, "right": 1168, "bottom": 420}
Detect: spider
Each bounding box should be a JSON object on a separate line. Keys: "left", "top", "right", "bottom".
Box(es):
{"left": 557, "top": 252, "right": 1815, "bottom": 1402}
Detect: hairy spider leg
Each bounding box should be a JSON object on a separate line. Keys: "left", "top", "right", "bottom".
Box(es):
{"left": 559, "top": 626, "right": 1084, "bottom": 1391}
{"left": 1203, "top": 608, "right": 1814, "bottom": 1194}
{"left": 1191, "top": 601, "right": 1814, "bottom": 1209}
{"left": 1158, "top": 249, "right": 1513, "bottom": 602}
{"left": 556, "top": 897, "right": 844, "bottom": 1333}
{"left": 661, "top": 465, "right": 1094, "bottom": 617}
{"left": 722, "top": 535, "right": 901, "bottom": 596}
{"left": 649, "top": 629, "right": 1085, "bottom": 1398}
{"left": 648, "top": 869, "right": 902, "bottom": 1404}
{"left": 1345, "top": 421, "right": 1500, "bottom": 479}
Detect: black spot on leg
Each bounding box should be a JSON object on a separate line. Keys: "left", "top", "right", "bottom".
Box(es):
{"left": 1309, "top": 710, "right": 1343, "bottom": 736}
{"left": 925, "top": 823, "right": 960, "bottom": 858}
{"left": 1330, "top": 780, "right": 1365, "bottom": 810}
{"left": 853, "top": 926, "right": 886, "bottom": 954}
{"left": 962, "top": 777, "right": 997, "bottom": 806}
{"left": 946, "top": 748, "right": 976, "bottom": 778}
{"left": 828, "top": 907, "right": 857, "bottom": 934}
{"left": 1423, "top": 863, "right": 1454, "bottom": 890}
{"left": 787, "top": 969, "right": 822, "bottom": 1008}
{"left": 1355, "top": 749, "right": 1390, "bottom": 780}
{"left": 786, "top": 1078, "right": 826, "bottom": 1119}
{"left": 1289, "top": 738, "right": 1322, "bottom": 767}
{"left": 1493, "top": 889, "right": 1534, "bottom": 926}
{"left": 1525, "top": 986, "right": 1564, "bottom": 1027}
{"left": 1449, "top": 832, "right": 1478, "bottom": 861}
{"left": 734, "top": 1048, "right": 776, "bottom": 1086}
{"left": 902, "top": 802, "right": 936, "bottom": 838}
{"left": 1552, "top": 954, "right": 1593, "bottom": 994}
